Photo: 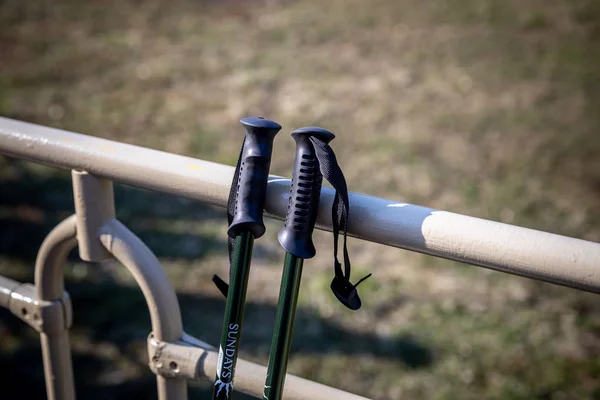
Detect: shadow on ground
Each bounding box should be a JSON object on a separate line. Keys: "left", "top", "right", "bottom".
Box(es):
{"left": 0, "top": 162, "right": 432, "bottom": 398}
{"left": 0, "top": 276, "right": 432, "bottom": 399}
{"left": 0, "top": 158, "right": 270, "bottom": 261}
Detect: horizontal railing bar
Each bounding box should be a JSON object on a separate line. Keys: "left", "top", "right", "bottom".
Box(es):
{"left": 1, "top": 116, "right": 599, "bottom": 293}
{"left": 151, "top": 333, "right": 371, "bottom": 400}
{"left": 0, "top": 275, "right": 20, "bottom": 309}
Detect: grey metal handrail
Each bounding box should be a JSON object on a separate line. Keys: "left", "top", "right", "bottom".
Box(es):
{"left": 1, "top": 116, "right": 599, "bottom": 293}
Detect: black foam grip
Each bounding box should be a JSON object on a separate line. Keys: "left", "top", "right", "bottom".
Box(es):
{"left": 278, "top": 127, "right": 335, "bottom": 259}
{"left": 227, "top": 117, "right": 281, "bottom": 238}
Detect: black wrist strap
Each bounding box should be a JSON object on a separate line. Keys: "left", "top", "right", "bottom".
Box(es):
{"left": 310, "top": 137, "right": 372, "bottom": 310}
{"left": 212, "top": 138, "right": 246, "bottom": 298}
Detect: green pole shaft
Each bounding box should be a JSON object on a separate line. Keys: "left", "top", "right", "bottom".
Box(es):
{"left": 212, "top": 231, "right": 254, "bottom": 400}
{"left": 263, "top": 252, "right": 304, "bottom": 400}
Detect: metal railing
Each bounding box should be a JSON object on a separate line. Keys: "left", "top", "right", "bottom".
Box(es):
{"left": 0, "top": 116, "right": 599, "bottom": 399}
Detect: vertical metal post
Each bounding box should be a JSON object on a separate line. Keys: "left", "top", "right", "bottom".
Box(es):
{"left": 32, "top": 169, "right": 116, "bottom": 400}
{"left": 34, "top": 215, "right": 78, "bottom": 400}
{"left": 34, "top": 171, "right": 189, "bottom": 400}
{"left": 72, "top": 170, "right": 115, "bottom": 262}
{"left": 39, "top": 332, "right": 75, "bottom": 399}
{"left": 32, "top": 168, "right": 116, "bottom": 400}
{"left": 71, "top": 171, "right": 187, "bottom": 399}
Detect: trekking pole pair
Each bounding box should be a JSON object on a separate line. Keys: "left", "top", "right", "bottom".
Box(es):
{"left": 212, "top": 118, "right": 371, "bottom": 400}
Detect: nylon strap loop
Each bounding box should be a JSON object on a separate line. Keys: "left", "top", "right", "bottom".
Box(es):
{"left": 310, "top": 137, "right": 371, "bottom": 310}
{"left": 212, "top": 138, "right": 245, "bottom": 298}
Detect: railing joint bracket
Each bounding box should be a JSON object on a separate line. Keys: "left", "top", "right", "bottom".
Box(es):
{"left": 8, "top": 282, "right": 72, "bottom": 333}
{"left": 147, "top": 332, "right": 213, "bottom": 380}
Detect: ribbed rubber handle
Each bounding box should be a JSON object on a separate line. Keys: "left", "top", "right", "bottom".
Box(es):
{"left": 278, "top": 126, "right": 335, "bottom": 259}
{"left": 228, "top": 117, "right": 281, "bottom": 238}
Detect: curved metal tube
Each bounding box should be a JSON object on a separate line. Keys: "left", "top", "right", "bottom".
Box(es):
{"left": 35, "top": 215, "right": 78, "bottom": 300}
{"left": 34, "top": 215, "right": 78, "bottom": 400}
{"left": 97, "top": 219, "right": 186, "bottom": 399}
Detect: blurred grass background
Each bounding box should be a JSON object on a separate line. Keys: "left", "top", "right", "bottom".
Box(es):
{"left": 1, "top": 0, "right": 600, "bottom": 398}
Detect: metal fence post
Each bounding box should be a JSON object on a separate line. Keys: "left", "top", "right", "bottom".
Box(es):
{"left": 72, "top": 170, "right": 188, "bottom": 399}
{"left": 34, "top": 215, "right": 78, "bottom": 400}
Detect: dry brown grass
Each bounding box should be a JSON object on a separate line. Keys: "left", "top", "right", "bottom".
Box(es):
{"left": 1, "top": 0, "right": 600, "bottom": 398}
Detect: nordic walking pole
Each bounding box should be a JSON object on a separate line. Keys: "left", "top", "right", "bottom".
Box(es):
{"left": 263, "top": 127, "right": 334, "bottom": 400}
{"left": 212, "top": 117, "right": 281, "bottom": 400}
